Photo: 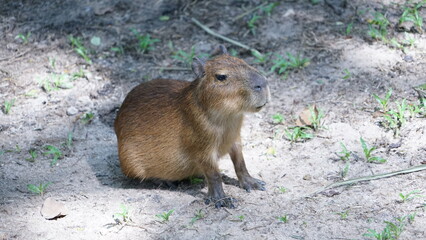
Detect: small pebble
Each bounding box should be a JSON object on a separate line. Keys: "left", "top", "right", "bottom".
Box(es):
{"left": 66, "top": 107, "right": 78, "bottom": 116}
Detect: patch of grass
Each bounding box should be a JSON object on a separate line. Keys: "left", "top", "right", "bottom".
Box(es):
{"left": 189, "top": 177, "right": 203, "bottom": 184}
{"left": 342, "top": 161, "right": 350, "bottom": 178}
{"left": 270, "top": 53, "right": 310, "bottom": 78}
{"left": 373, "top": 88, "right": 392, "bottom": 113}
{"left": 364, "top": 216, "right": 407, "bottom": 240}
{"left": 399, "top": 190, "right": 424, "bottom": 203}
{"left": 190, "top": 209, "right": 204, "bottom": 224}
{"left": 69, "top": 35, "right": 92, "bottom": 64}
{"left": 383, "top": 99, "right": 408, "bottom": 136}
{"left": 156, "top": 209, "right": 174, "bottom": 222}
{"left": 3, "top": 99, "right": 15, "bottom": 114}
{"left": 309, "top": 105, "right": 324, "bottom": 131}
{"left": 27, "top": 182, "right": 51, "bottom": 196}
{"left": 26, "top": 149, "right": 37, "bottom": 162}
{"left": 110, "top": 46, "right": 125, "bottom": 55}
{"left": 360, "top": 137, "right": 386, "bottom": 164}
{"left": 400, "top": 1, "right": 425, "bottom": 31}
{"left": 252, "top": 51, "right": 271, "bottom": 64}
{"left": 284, "top": 127, "right": 314, "bottom": 143}
{"left": 345, "top": 22, "right": 353, "bottom": 35}
{"left": 278, "top": 215, "right": 289, "bottom": 223}
{"left": 15, "top": 32, "right": 31, "bottom": 44}
{"left": 131, "top": 29, "right": 159, "bottom": 54}
{"left": 113, "top": 204, "right": 132, "bottom": 224}
{"left": 261, "top": 2, "right": 279, "bottom": 16}
{"left": 39, "top": 73, "right": 74, "bottom": 92}
{"left": 367, "top": 11, "right": 390, "bottom": 41}
{"left": 335, "top": 210, "right": 349, "bottom": 220}
{"left": 342, "top": 68, "right": 351, "bottom": 80}
{"left": 80, "top": 112, "right": 94, "bottom": 124}
{"left": 247, "top": 13, "right": 262, "bottom": 35}
{"left": 272, "top": 113, "right": 284, "bottom": 124}
{"left": 64, "top": 132, "right": 73, "bottom": 150}
{"left": 172, "top": 46, "right": 196, "bottom": 66}
{"left": 44, "top": 145, "right": 62, "bottom": 166}
{"left": 337, "top": 142, "right": 352, "bottom": 162}
{"left": 277, "top": 186, "right": 287, "bottom": 193}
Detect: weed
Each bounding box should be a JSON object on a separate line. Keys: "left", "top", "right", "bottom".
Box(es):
{"left": 26, "top": 149, "right": 37, "bottom": 162}
{"left": 373, "top": 88, "right": 392, "bottom": 112}
{"left": 335, "top": 210, "right": 349, "bottom": 220}
{"left": 284, "top": 127, "right": 314, "bottom": 143}
{"left": 277, "top": 186, "right": 287, "bottom": 193}
{"left": 69, "top": 35, "right": 92, "bottom": 64}
{"left": 190, "top": 209, "right": 204, "bottom": 224}
{"left": 114, "top": 204, "right": 132, "bottom": 224}
{"left": 272, "top": 113, "right": 285, "bottom": 124}
{"left": 345, "top": 22, "right": 353, "bottom": 35}
{"left": 156, "top": 209, "right": 174, "bottom": 222}
{"left": 400, "top": 1, "right": 425, "bottom": 31}
{"left": 337, "top": 142, "right": 352, "bottom": 162}
{"left": 159, "top": 16, "right": 170, "bottom": 21}
{"left": 278, "top": 215, "right": 288, "bottom": 223}
{"left": 3, "top": 99, "right": 15, "bottom": 114}
{"left": 172, "top": 46, "right": 196, "bottom": 66}
{"left": 261, "top": 2, "right": 279, "bottom": 16}
{"left": 399, "top": 190, "right": 424, "bottom": 202}
{"left": 64, "top": 131, "right": 73, "bottom": 150}
{"left": 364, "top": 216, "right": 407, "bottom": 240}
{"left": 189, "top": 177, "right": 203, "bottom": 184}
{"left": 111, "top": 46, "right": 124, "bottom": 55}
{"left": 236, "top": 215, "right": 245, "bottom": 221}
{"left": 247, "top": 13, "right": 262, "bottom": 35}
{"left": 131, "top": 29, "right": 159, "bottom": 53}
{"left": 44, "top": 145, "right": 62, "bottom": 166}
{"left": 383, "top": 99, "right": 408, "bottom": 136}
{"left": 309, "top": 105, "right": 324, "bottom": 131}
{"left": 252, "top": 51, "right": 271, "bottom": 63}
{"left": 266, "top": 147, "right": 276, "bottom": 157}
{"left": 407, "top": 212, "right": 416, "bottom": 224}
{"left": 342, "top": 68, "right": 351, "bottom": 80}
{"left": 81, "top": 112, "right": 94, "bottom": 124}
{"left": 342, "top": 161, "right": 350, "bottom": 178}
{"left": 360, "top": 137, "right": 386, "bottom": 163}
{"left": 367, "top": 11, "right": 390, "bottom": 41}
{"left": 271, "top": 53, "right": 310, "bottom": 77}
{"left": 27, "top": 182, "right": 51, "bottom": 196}
{"left": 72, "top": 68, "right": 86, "bottom": 80}
{"left": 15, "top": 32, "right": 31, "bottom": 44}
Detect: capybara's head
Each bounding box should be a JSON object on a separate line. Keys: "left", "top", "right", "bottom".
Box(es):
{"left": 192, "top": 46, "right": 270, "bottom": 115}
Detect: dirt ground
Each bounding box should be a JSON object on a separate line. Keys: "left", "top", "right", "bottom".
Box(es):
{"left": 1, "top": 0, "right": 426, "bottom": 239}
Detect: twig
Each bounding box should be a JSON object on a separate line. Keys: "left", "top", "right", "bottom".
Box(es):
{"left": 152, "top": 67, "right": 191, "bottom": 71}
{"left": 308, "top": 164, "right": 426, "bottom": 197}
{"left": 0, "top": 49, "right": 31, "bottom": 62}
{"left": 233, "top": 2, "right": 268, "bottom": 21}
{"left": 191, "top": 18, "right": 263, "bottom": 58}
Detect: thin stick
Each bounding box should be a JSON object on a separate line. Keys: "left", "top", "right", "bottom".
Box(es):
{"left": 152, "top": 67, "right": 190, "bottom": 71}
{"left": 191, "top": 18, "right": 263, "bottom": 57}
{"left": 232, "top": 2, "right": 268, "bottom": 21}
{"left": 308, "top": 164, "right": 426, "bottom": 197}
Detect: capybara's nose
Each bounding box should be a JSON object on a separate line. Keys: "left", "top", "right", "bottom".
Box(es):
{"left": 251, "top": 73, "right": 267, "bottom": 92}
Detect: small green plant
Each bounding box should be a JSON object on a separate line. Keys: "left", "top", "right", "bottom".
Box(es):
{"left": 81, "top": 112, "right": 94, "bottom": 124}
{"left": 270, "top": 53, "right": 310, "bottom": 78}
{"left": 247, "top": 14, "right": 262, "bottom": 35}
{"left": 113, "top": 204, "right": 132, "bottom": 224}
{"left": 236, "top": 215, "right": 245, "bottom": 221}
{"left": 172, "top": 46, "right": 196, "bottom": 66}
{"left": 156, "top": 209, "right": 174, "bottom": 222}
{"left": 342, "top": 161, "right": 350, "bottom": 178}
{"left": 44, "top": 145, "right": 62, "bottom": 166}
{"left": 342, "top": 68, "right": 351, "bottom": 80}
{"left": 272, "top": 113, "right": 284, "bottom": 124}
{"left": 3, "top": 99, "right": 15, "bottom": 114}
{"left": 360, "top": 137, "right": 386, "bottom": 163}
{"left": 400, "top": 1, "right": 425, "bottom": 31}
{"left": 383, "top": 99, "right": 408, "bottom": 136}
{"left": 189, "top": 177, "right": 204, "bottom": 184}
{"left": 131, "top": 29, "right": 159, "bottom": 53}
{"left": 252, "top": 51, "right": 271, "bottom": 63}
{"left": 345, "top": 22, "right": 353, "bottom": 35}
{"left": 309, "top": 106, "right": 324, "bottom": 131}
{"left": 261, "top": 2, "right": 279, "bottom": 16}
{"left": 110, "top": 46, "right": 125, "bottom": 55}
{"left": 337, "top": 142, "right": 351, "bottom": 161}
{"left": 335, "top": 210, "right": 349, "bottom": 220}
{"left": 399, "top": 190, "right": 424, "bottom": 202}
{"left": 278, "top": 215, "right": 288, "bottom": 223}
{"left": 367, "top": 11, "right": 390, "bottom": 41}
{"left": 373, "top": 88, "right": 392, "bottom": 112}
{"left": 277, "top": 186, "right": 287, "bottom": 193}
{"left": 190, "top": 209, "right": 204, "bottom": 224}
{"left": 27, "top": 182, "right": 51, "bottom": 196}
{"left": 284, "top": 127, "right": 314, "bottom": 143}
{"left": 364, "top": 216, "right": 407, "bottom": 240}
{"left": 69, "top": 35, "right": 92, "bottom": 64}
{"left": 26, "top": 149, "right": 38, "bottom": 162}
{"left": 15, "top": 32, "right": 31, "bottom": 44}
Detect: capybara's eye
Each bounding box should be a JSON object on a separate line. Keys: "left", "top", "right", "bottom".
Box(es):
{"left": 215, "top": 74, "right": 227, "bottom": 81}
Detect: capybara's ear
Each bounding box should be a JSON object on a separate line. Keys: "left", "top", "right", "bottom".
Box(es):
{"left": 192, "top": 57, "right": 205, "bottom": 79}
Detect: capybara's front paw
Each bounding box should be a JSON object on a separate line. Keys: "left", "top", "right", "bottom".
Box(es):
{"left": 205, "top": 196, "right": 237, "bottom": 209}
{"left": 240, "top": 176, "right": 266, "bottom": 192}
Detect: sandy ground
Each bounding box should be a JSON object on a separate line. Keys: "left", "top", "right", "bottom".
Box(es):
{"left": 1, "top": 0, "right": 425, "bottom": 239}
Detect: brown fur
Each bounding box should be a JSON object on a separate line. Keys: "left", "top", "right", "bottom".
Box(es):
{"left": 114, "top": 46, "right": 269, "bottom": 208}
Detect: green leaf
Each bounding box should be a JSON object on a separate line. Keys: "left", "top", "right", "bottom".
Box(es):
{"left": 90, "top": 36, "right": 101, "bottom": 46}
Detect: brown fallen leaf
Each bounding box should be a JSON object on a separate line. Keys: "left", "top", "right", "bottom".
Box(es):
{"left": 41, "top": 197, "right": 69, "bottom": 220}
{"left": 296, "top": 104, "right": 318, "bottom": 127}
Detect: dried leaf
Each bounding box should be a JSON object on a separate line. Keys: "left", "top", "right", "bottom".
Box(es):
{"left": 296, "top": 105, "right": 318, "bottom": 127}
{"left": 41, "top": 197, "right": 68, "bottom": 220}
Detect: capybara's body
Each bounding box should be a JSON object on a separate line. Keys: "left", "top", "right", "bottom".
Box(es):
{"left": 114, "top": 46, "right": 269, "bottom": 208}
